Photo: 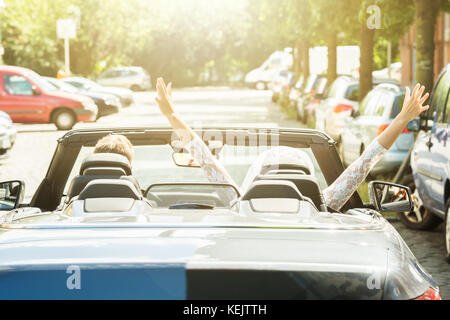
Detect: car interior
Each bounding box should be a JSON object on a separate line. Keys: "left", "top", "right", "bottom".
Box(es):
{"left": 62, "top": 151, "right": 328, "bottom": 217}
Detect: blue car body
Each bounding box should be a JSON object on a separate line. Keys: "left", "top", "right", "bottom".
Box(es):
{"left": 410, "top": 63, "right": 450, "bottom": 219}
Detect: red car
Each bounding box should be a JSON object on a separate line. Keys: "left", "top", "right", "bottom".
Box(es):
{"left": 0, "top": 66, "right": 97, "bottom": 130}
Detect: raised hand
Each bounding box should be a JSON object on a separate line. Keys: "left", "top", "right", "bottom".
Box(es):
{"left": 399, "top": 83, "right": 430, "bottom": 122}
{"left": 155, "top": 77, "right": 174, "bottom": 116}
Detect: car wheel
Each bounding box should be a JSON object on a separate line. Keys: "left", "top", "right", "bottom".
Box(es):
{"left": 271, "top": 93, "right": 278, "bottom": 103}
{"left": 398, "top": 174, "right": 442, "bottom": 230}
{"left": 445, "top": 199, "right": 450, "bottom": 263}
{"left": 255, "top": 82, "right": 266, "bottom": 90}
{"left": 53, "top": 109, "right": 76, "bottom": 131}
{"left": 130, "top": 84, "right": 142, "bottom": 92}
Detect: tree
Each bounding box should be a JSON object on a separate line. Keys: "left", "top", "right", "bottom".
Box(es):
{"left": 414, "top": 0, "right": 443, "bottom": 91}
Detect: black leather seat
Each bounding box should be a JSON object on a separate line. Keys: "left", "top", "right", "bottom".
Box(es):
{"left": 78, "top": 179, "right": 141, "bottom": 200}
{"left": 255, "top": 174, "right": 327, "bottom": 212}
{"left": 66, "top": 153, "right": 141, "bottom": 200}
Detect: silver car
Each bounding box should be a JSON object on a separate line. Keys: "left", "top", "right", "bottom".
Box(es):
{"left": 315, "top": 76, "right": 360, "bottom": 137}
{"left": 96, "top": 66, "right": 152, "bottom": 91}
{"left": 0, "top": 127, "right": 441, "bottom": 299}
{"left": 340, "top": 84, "right": 417, "bottom": 175}
{"left": 0, "top": 111, "right": 16, "bottom": 156}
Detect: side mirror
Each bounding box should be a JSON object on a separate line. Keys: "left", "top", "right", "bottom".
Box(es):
{"left": 32, "top": 86, "right": 41, "bottom": 96}
{"left": 368, "top": 181, "right": 412, "bottom": 213}
{"left": 351, "top": 109, "right": 360, "bottom": 118}
{"left": 0, "top": 180, "right": 25, "bottom": 211}
{"left": 406, "top": 118, "right": 420, "bottom": 132}
{"left": 172, "top": 152, "right": 200, "bottom": 167}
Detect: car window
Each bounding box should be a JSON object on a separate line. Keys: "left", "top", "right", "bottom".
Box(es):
{"left": 313, "top": 77, "right": 327, "bottom": 94}
{"left": 360, "top": 90, "right": 379, "bottom": 115}
{"left": 391, "top": 93, "right": 405, "bottom": 118}
{"left": 345, "top": 84, "right": 359, "bottom": 101}
{"left": 100, "top": 70, "right": 118, "bottom": 79}
{"left": 3, "top": 75, "right": 33, "bottom": 95}
{"left": 326, "top": 78, "right": 348, "bottom": 98}
{"left": 431, "top": 70, "right": 450, "bottom": 123}
{"left": 303, "top": 75, "right": 317, "bottom": 94}
{"left": 373, "top": 92, "right": 394, "bottom": 117}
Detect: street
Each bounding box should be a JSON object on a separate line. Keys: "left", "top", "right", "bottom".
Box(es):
{"left": 1, "top": 88, "right": 448, "bottom": 298}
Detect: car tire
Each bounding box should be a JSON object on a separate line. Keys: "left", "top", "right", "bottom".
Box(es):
{"left": 130, "top": 84, "right": 142, "bottom": 92}
{"left": 271, "top": 93, "right": 278, "bottom": 103}
{"left": 53, "top": 109, "right": 76, "bottom": 131}
{"left": 398, "top": 174, "right": 442, "bottom": 230}
{"left": 445, "top": 199, "right": 450, "bottom": 263}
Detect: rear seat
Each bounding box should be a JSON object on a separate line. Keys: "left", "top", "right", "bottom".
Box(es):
{"left": 66, "top": 153, "right": 141, "bottom": 201}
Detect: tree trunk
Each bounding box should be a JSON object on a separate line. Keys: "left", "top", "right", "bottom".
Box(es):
{"left": 301, "top": 39, "right": 310, "bottom": 80}
{"left": 327, "top": 30, "right": 337, "bottom": 84}
{"left": 414, "top": 0, "right": 442, "bottom": 91}
{"left": 359, "top": 23, "right": 374, "bottom": 102}
{"left": 293, "top": 39, "right": 302, "bottom": 81}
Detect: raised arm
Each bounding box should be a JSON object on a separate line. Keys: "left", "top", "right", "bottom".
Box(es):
{"left": 154, "top": 78, "right": 239, "bottom": 192}
{"left": 323, "top": 83, "right": 430, "bottom": 211}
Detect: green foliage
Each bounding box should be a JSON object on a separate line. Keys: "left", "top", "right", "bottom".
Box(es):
{"left": 0, "top": 0, "right": 429, "bottom": 85}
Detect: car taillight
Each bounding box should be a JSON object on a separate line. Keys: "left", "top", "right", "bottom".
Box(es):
{"left": 377, "top": 124, "right": 409, "bottom": 136}
{"left": 333, "top": 104, "right": 354, "bottom": 113}
{"left": 413, "top": 288, "right": 441, "bottom": 300}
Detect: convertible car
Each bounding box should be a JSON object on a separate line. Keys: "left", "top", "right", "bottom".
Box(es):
{"left": 0, "top": 127, "right": 441, "bottom": 299}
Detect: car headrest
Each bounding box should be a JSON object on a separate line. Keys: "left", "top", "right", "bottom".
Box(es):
{"left": 78, "top": 179, "right": 141, "bottom": 201}
{"left": 256, "top": 174, "right": 327, "bottom": 211}
{"left": 83, "top": 167, "right": 127, "bottom": 176}
{"left": 241, "top": 180, "right": 304, "bottom": 201}
{"left": 260, "top": 164, "right": 311, "bottom": 175}
{"left": 265, "top": 169, "right": 306, "bottom": 175}
{"left": 80, "top": 153, "right": 132, "bottom": 176}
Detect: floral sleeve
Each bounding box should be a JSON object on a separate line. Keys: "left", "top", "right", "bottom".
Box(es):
{"left": 323, "top": 139, "right": 387, "bottom": 211}
{"left": 184, "top": 135, "right": 241, "bottom": 204}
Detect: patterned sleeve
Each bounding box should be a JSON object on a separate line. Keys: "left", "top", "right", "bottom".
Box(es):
{"left": 184, "top": 135, "right": 241, "bottom": 204}
{"left": 323, "top": 139, "right": 387, "bottom": 211}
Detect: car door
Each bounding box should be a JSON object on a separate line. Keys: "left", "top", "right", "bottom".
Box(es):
{"left": 0, "top": 72, "right": 47, "bottom": 123}
{"left": 427, "top": 72, "right": 450, "bottom": 215}
{"left": 416, "top": 69, "right": 450, "bottom": 214}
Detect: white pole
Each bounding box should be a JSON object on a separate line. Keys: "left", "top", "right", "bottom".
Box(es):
{"left": 64, "top": 37, "right": 70, "bottom": 75}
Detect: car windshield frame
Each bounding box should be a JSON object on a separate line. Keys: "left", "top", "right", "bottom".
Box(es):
{"left": 30, "top": 127, "right": 363, "bottom": 212}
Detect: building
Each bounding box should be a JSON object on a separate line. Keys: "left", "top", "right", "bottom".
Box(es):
{"left": 399, "top": 12, "right": 450, "bottom": 86}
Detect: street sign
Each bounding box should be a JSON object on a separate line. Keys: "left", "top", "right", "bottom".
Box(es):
{"left": 57, "top": 19, "right": 76, "bottom": 39}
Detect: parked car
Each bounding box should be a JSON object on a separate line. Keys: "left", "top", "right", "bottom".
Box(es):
{"left": 292, "top": 74, "right": 328, "bottom": 124}
{"left": 0, "top": 111, "right": 16, "bottom": 156}
{"left": 0, "top": 127, "right": 441, "bottom": 299}
{"left": 373, "top": 62, "right": 402, "bottom": 83}
{"left": 279, "top": 72, "right": 297, "bottom": 107}
{"left": 62, "top": 77, "right": 134, "bottom": 107}
{"left": 316, "top": 76, "right": 399, "bottom": 141}
{"left": 404, "top": 63, "right": 450, "bottom": 262}
{"left": 44, "top": 77, "right": 121, "bottom": 119}
{"left": 0, "top": 66, "right": 97, "bottom": 130}
{"left": 340, "top": 83, "right": 418, "bottom": 175}
{"left": 96, "top": 66, "right": 151, "bottom": 92}
{"left": 270, "top": 70, "right": 291, "bottom": 103}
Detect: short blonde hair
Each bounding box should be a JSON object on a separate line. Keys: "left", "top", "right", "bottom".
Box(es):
{"left": 93, "top": 134, "right": 134, "bottom": 163}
